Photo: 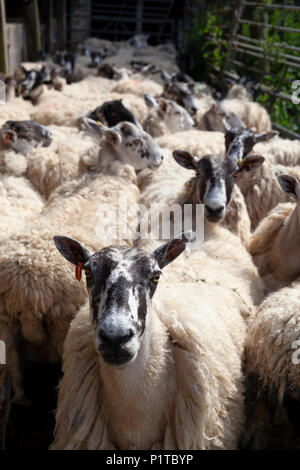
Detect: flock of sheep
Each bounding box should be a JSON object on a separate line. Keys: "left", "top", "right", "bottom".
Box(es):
{"left": 0, "top": 34, "right": 300, "bottom": 450}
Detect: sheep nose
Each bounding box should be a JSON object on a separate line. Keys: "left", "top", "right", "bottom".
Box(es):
{"left": 205, "top": 204, "right": 225, "bottom": 215}
{"left": 191, "top": 106, "right": 197, "bottom": 114}
{"left": 99, "top": 327, "right": 134, "bottom": 347}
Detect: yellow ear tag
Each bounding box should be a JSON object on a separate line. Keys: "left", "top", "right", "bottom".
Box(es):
{"left": 96, "top": 120, "right": 103, "bottom": 126}
{"left": 238, "top": 158, "right": 243, "bottom": 167}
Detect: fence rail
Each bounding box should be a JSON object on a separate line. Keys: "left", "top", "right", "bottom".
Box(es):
{"left": 181, "top": 0, "right": 299, "bottom": 139}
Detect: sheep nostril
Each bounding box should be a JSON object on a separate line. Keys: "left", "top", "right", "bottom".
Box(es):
{"left": 205, "top": 205, "right": 225, "bottom": 215}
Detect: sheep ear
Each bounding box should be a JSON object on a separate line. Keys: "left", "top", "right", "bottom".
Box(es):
{"left": 238, "top": 155, "right": 265, "bottom": 172}
{"left": 54, "top": 236, "right": 91, "bottom": 266}
{"left": 80, "top": 117, "right": 106, "bottom": 135}
{"left": 158, "top": 98, "right": 168, "bottom": 113}
{"left": 119, "top": 122, "right": 134, "bottom": 137}
{"left": 152, "top": 231, "right": 193, "bottom": 269}
{"left": 223, "top": 118, "right": 232, "bottom": 132}
{"left": 173, "top": 150, "right": 199, "bottom": 170}
{"left": 254, "top": 131, "right": 278, "bottom": 143}
{"left": 104, "top": 128, "right": 122, "bottom": 146}
{"left": 277, "top": 174, "right": 300, "bottom": 201}
{"left": 144, "top": 93, "right": 158, "bottom": 108}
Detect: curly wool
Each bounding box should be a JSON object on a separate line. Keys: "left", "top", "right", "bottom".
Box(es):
{"left": 237, "top": 157, "right": 296, "bottom": 231}
{"left": 0, "top": 175, "right": 44, "bottom": 241}
{"left": 26, "top": 125, "right": 99, "bottom": 199}
{"left": 0, "top": 172, "right": 140, "bottom": 400}
{"left": 221, "top": 98, "right": 272, "bottom": 133}
{"left": 248, "top": 202, "right": 300, "bottom": 292}
{"left": 112, "top": 78, "right": 163, "bottom": 98}
{"left": 245, "top": 283, "right": 300, "bottom": 402}
{"left": 254, "top": 136, "right": 300, "bottom": 167}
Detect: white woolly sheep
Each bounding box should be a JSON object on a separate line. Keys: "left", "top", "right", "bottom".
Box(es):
{"left": 51, "top": 233, "right": 246, "bottom": 450}
{"left": 254, "top": 135, "right": 300, "bottom": 167}
{"left": 112, "top": 78, "right": 163, "bottom": 98}
{"left": 0, "top": 175, "right": 44, "bottom": 241}
{"left": 142, "top": 96, "right": 194, "bottom": 137}
{"left": 137, "top": 150, "right": 264, "bottom": 311}
{"left": 242, "top": 282, "right": 300, "bottom": 449}
{"left": 31, "top": 87, "right": 149, "bottom": 128}
{"left": 249, "top": 174, "right": 300, "bottom": 293}
{"left": 26, "top": 120, "right": 163, "bottom": 199}
{"left": 221, "top": 85, "right": 272, "bottom": 133}
{"left": 236, "top": 155, "right": 300, "bottom": 230}
{"left": 0, "top": 169, "right": 140, "bottom": 404}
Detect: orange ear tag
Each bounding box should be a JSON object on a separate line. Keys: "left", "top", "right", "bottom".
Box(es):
{"left": 75, "top": 262, "right": 83, "bottom": 281}
{"left": 4, "top": 134, "right": 11, "bottom": 145}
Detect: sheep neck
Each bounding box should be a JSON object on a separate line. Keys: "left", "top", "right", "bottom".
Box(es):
{"left": 270, "top": 202, "right": 300, "bottom": 283}
{"left": 98, "top": 141, "right": 123, "bottom": 167}
{"left": 97, "top": 308, "right": 176, "bottom": 449}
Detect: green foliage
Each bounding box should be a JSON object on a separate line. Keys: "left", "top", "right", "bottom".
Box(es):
{"left": 184, "top": 0, "right": 299, "bottom": 135}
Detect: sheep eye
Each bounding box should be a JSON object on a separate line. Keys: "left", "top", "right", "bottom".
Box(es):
{"left": 151, "top": 273, "right": 160, "bottom": 283}
{"left": 85, "top": 269, "right": 93, "bottom": 279}
{"left": 233, "top": 170, "right": 239, "bottom": 178}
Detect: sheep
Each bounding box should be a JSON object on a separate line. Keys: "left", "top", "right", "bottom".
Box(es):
{"left": 26, "top": 125, "right": 99, "bottom": 199}
{"left": 51, "top": 233, "right": 246, "bottom": 450}
{"left": 197, "top": 103, "right": 246, "bottom": 132}
{"left": 137, "top": 147, "right": 253, "bottom": 245}
{"left": 243, "top": 284, "right": 300, "bottom": 449}
{"left": 26, "top": 121, "right": 163, "bottom": 199}
{"left": 0, "top": 100, "right": 33, "bottom": 127}
{"left": 221, "top": 85, "right": 272, "bottom": 133}
{"left": 0, "top": 122, "right": 164, "bottom": 401}
{"left": 236, "top": 155, "right": 300, "bottom": 230}
{"left": 139, "top": 123, "right": 276, "bottom": 244}
{"left": 0, "top": 169, "right": 141, "bottom": 404}
{"left": 155, "top": 129, "right": 225, "bottom": 156}
{"left": 87, "top": 99, "right": 142, "bottom": 128}
{"left": 31, "top": 84, "right": 149, "bottom": 127}
{"left": 249, "top": 174, "right": 300, "bottom": 293}
{"left": 142, "top": 96, "right": 194, "bottom": 137}
{"left": 253, "top": 135, "right": 300, "bottom": 167}
{"left": 137, "top": 150, "right": 264, "bottom": 311}
{"left": 0, "top": 120, "right": 52, "bottom": 156}
{"left": 162, "top": 81, "right": 198, "bottom": 115}
{"left": 0, "top": 175, "right": 44, "bottom": 241}
{"left": 112, "top": 78, "right": 163, "bottom": 99}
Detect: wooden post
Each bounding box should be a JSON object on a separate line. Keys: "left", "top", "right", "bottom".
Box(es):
{"left": 136, "top": 0, "right": 144, "bottom": 34}
{"left": 48, "top": 0, "right": 53, "bottom": 54}
{"left": 33, "top": 0, "right": 41, "bottom": 55}
{"left": 24, "top": 0, "right": 41, "bottom": 61}
{"left": 0, "top": 0, "right": 8, "bottom": 74}
{"left": 57, "top": 0, "right": 67, "bottom": 50}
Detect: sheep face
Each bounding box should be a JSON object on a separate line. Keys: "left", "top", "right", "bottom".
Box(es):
{"left": 89, "top": 99, "right": 141, "bottom": 128}
{"left": 224, "top": 119, "right": 277, "bottom": 161}
{"left": 173, "top": 150, "right": 240, "bottom": 223}
{"left": 163, "top": 82, "right": 198, "bottom": 115}
{"left": 0, "top": 120, "right": 52, "bottom": 155}
{"left": 81, "top": 119, "right": 164, "bottom": 170}
{"left": 144, "top": 97, "right": 194, "bottom": 133}
{"left": 53, "top": 233, "right": 191, "bottom": 367}
{"left": 15, "top": 69, "right": 41, "bottom": 97}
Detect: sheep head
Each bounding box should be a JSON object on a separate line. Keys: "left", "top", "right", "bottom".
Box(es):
{"left": 53, "top": 233, "right": 191, "bottom": 366}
